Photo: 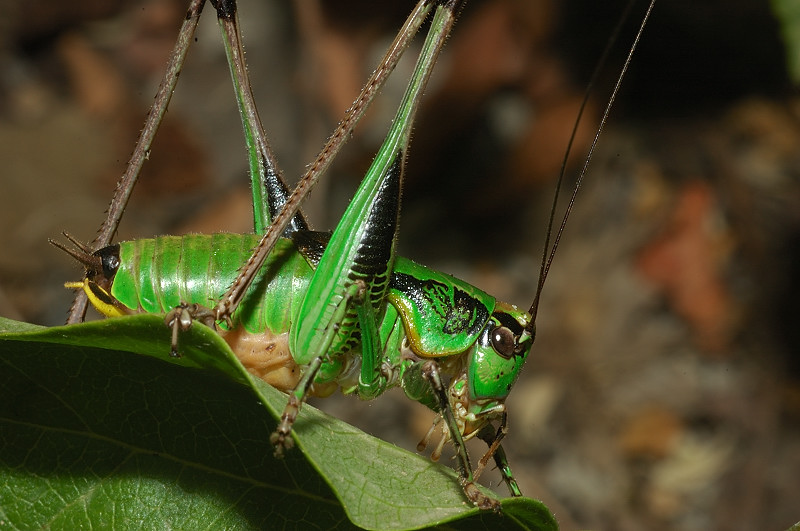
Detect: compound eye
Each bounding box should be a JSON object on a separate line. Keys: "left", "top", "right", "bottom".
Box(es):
{"left": 491, "top": 326, "right": 516, "bottom": 359}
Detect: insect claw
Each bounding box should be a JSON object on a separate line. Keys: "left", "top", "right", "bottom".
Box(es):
{"left": 270, "top": 434, "right": 283, "bottom": 457}
{"left": 461, "top": 480, "right": 501, "bottom": 512}
{"left": 212, "top": 301, "right": 233, "bottom": 329}
{"left": 269, "top": 430, "right": 294, "bottom": 458}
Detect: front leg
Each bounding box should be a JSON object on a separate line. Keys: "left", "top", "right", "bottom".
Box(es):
{"left": 420, "top": 361, "right": 501, "bottom": 512}
{"left": 474, "top": 413, "right": 522, "bottom": 498}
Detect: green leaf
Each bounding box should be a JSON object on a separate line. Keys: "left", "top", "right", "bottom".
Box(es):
{"left": 0, "top": 315, "right": 557, "bottom": 530}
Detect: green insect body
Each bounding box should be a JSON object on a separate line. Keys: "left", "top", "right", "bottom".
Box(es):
{"left": 84, "top": 230, "right": 532, "bottom": 439}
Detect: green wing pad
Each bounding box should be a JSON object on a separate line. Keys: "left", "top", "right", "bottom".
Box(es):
{"left": 388, "top": 257, "right": 495, "bottom": 358}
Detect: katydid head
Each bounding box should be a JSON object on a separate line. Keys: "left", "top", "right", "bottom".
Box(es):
{"left": 455, "top": 302, "right": 533, "bottom": 438}
{"left": 468, "top": 303, "right": 532, "bottom": 400}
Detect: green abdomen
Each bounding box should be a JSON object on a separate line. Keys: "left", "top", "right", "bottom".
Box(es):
{"left": 111, "top": 233, "right": 314, "bottom": 335}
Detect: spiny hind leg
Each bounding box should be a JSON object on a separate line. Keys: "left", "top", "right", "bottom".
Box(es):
{"left": 270, "top": 280, "right": 364, "bottom": 456}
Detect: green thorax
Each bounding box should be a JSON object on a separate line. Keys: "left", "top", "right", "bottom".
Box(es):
{"left": 389, "top": 257, "right": 496, "bottom": 358}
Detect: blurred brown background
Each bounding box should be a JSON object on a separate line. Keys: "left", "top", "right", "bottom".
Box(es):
{"left": 1, "top": 0, "right": 798, "bottom": 529}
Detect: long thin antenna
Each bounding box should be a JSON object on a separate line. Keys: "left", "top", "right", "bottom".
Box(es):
{"left": 527, "top": 0, "right": 656, "bottom": 328}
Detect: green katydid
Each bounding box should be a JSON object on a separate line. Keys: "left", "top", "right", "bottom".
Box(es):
{"left": 51, "top": 0, "right": 656, "bottom": 511}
